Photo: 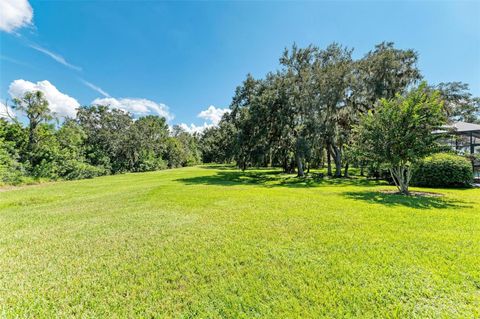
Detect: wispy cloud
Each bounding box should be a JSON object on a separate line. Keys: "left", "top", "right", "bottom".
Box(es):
{"left": 0, "top": 54, "right": 32, "bottom": 68}
{"left": 81, "top": 79, "right": 110, "bottom": 97}
{"left": 29, "top": 44, "right": 82, "bottom": 71}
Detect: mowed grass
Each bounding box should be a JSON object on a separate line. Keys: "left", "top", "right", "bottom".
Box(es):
{"left": 0, "top": 166, "right": 479, "bottom": 318}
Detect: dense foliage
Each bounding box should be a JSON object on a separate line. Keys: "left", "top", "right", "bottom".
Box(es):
{"left": 413, "top": 153, "right": 473, "bottom": 188}
{"left": 0, "top": 94, "right": 201, "bottom": 185}
{"left": 199, "top": 42, "right": 479, "bottom": 183}
{"left": 200, "top": 43, "right": 477, "bottom": 174}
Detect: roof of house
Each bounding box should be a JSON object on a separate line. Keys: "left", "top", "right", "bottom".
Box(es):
{"left": 434, "top": 121, "right": 480, "bottom": 138}
{"left": 444, "top": 121, "right": 480, "bottom": 133}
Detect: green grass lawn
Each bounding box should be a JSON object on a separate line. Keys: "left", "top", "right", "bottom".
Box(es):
{"left": 1, "top": 166, "right": 479, "bottom": 318}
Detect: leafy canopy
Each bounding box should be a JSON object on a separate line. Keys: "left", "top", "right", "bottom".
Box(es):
{"left": 352, "top": 82, "right": 446, "bottom": 194}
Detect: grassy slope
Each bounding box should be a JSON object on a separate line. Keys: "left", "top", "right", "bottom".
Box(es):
{"left": 0, "top": 166, "right": 479, "bottom": 318}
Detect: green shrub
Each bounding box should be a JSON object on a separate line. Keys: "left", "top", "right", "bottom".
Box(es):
{"left": 0, "top": 139, "right": 27, "bottom": 185}
{"left": 135, "top": 151, "right": 167, "bottom": 172}
{"left": 31, "top": 159, "right": 60, "bottom": 180}
{"left": 0, "top": 161, "right": 27, "bottom": 185}
{"left": 60, "top": 160, "right": 107, "bottom": 180}
{"left": 413, "top": 153, "right": 473, "bottom": 188}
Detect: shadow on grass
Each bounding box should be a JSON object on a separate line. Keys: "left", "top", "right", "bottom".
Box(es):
{"left": 176, "top": 169, "right": 386, "bottom": 188}
{"left": 198, "top": 164, "right": 236, "bottom": 170}
{"left": 344, "top": 191, "right": 473, "bottom": 209}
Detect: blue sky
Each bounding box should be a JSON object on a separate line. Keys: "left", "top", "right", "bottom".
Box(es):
{"left": 1, "top": 0, "right": 479, "bottom": 130}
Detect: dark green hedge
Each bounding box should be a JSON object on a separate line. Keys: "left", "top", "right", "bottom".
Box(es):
{"left": 413, "top": 153, "right": 473, "bottom": 188}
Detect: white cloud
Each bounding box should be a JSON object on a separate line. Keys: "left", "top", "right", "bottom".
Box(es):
{"left": 0, "top": 0, "right": 33, "bottom": 33}
{"left": 8, "top": 79, "right": 80, "bottom": 118}
{"left": 177, "top": 105, "right": 230, "bottom": 134}
{"left": 81, "top": 79, "right": 110, "bottom": 97}
{"left": 198, "top": 105, "right": 230, "bottom": 125}
{"left": 178, "top": 122, "right": 214, "bottom": 134}
{"left": 92, "top": 97, "right": 173, "bottom": 121}
{"left": 29, "top": 44, "right": 82, "bottom": 71}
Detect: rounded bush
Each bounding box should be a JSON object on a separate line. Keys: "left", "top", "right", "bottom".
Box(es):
{"left": 413, "top": 153, "right": 473, "bottom": 188}
{"left": 60, "top": 160, "right": 107, "bottom": 180}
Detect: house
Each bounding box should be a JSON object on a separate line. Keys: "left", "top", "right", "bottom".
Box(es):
{"left": 438, "top": 121, "right": 480, "bottom": 180}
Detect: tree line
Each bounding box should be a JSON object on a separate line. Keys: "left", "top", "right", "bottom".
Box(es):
{"left": 2, "top": 42, "right": 479, "bottom": 187}
{"left": 200, "top": 42, "right": 480, "bottom": 179}
{"left": 1, "top": 92, "right": 201, "bottom": 184}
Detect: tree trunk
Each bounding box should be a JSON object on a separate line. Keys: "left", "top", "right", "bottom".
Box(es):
{"left": 296, "top": 153, "right": 304, "bottom": 177}
{"left": 331, "top": 144, "right": 342, "bottom": 178}
{"left": 344, "top": 162, "right": 349, "bottom": 178}
{"left": 389, "top": 165, "right": 411, "bottom": 195}
{"left": 375, "top": 165, "right": 381, "bottom": 180}
{"left": 290, "top": 159, "right": 296, "bottom": 174}
{"left": 27, "top": 120, "right": 40, "bottom": 167}
{"left": 326, "top": 145, "right": 332, "bottom": 176}
{"left": 360, "top": 163, "right": 364, "bottom": 176}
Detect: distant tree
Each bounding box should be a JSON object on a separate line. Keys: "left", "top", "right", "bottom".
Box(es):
{"left": 0, "top": 119, "right": 26, "bottom": 184}
{"left": 0, "top": 119, "right": 28, "bottom": 163}
{"left": 77, "top": 105, "right": 133, "bottom": 173}
{"left": 28, "top": 123, "right": 63, "bottom": 178}
{"left": 166, "top": 125, "right": 201, "bottom": 168}
{"left": 53, "top": 119, "right": 105, "bottom": 179}
{"left": 227, "top": 74, "right": 261, "bottom": 170}
{"left": 262, "top": 73, "right": 297, "bottom": 171}
{"left": 435, "top": 82, "right": 480, "bottom": 123}
{"left": 128, "top": 116, "right": 169, "bottom": 171}
{"left": 356, "top": 42, "right": 422, "bottom": 107}
{"left": 216, "top": 42, "right": 423, "bottom": 178}
{"left": 353, "top": 83, "right": 446, "bottom": 194}
{"left": 1, "top": 92, "right": 203, "bottom": 185}
{"left": 200, "top": 126, "right": 227, "bottom": 163}
{"left": 199, "top": 114, "right": 237, "bottom": 164}
{"left": 56, "top": 119, "right": 87, "bottom": 160}
{"left": 312, "top": 43, "right": 353, "bottom": 177}
{"left": 164, "top": 137, "right": 184, "bottom": 168}
{"left": 12, "top": 91, "right": 54, "bottom": 166}
{"left": 280, "top": 44, "right": 319, "bottom": 176}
